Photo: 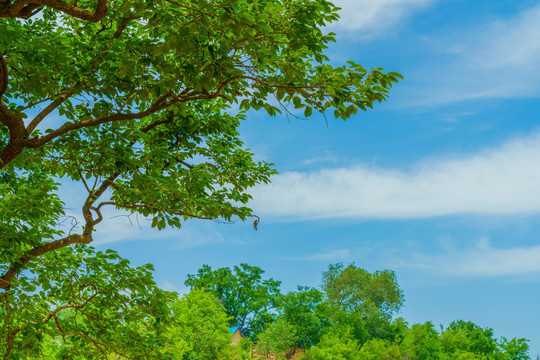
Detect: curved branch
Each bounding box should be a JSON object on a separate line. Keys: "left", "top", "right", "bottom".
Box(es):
{"left": 65, "top": 331, "right": 108, "bottom": 357}
{"left": 0, "top": 0, "right": 108, "bottom": 22}
{"left": 27, "top": 90, "right": 75, "bottom": 134}
{"left": 0, "top": 51, "right": 7, "bottom": 99}
{"left": 35, "top": 93, "right": 175, "bottom": 147}
{"left": 0, "top": 77, "right": 235, "bottom": 169}
{"left": 97, "top": 201, "right": 212, "bottom": 220}
{"left": 0, "top": 234, "right": 92, "bottom": 290}
{"left": 41, "top": 0, "right": 108, "bottom": 22}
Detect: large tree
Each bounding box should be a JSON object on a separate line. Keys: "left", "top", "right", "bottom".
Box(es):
{"left": 321, "top": 263, "right": 404, "bottom": 339}
{"left": 278, "top": 286, "right": 330, "bottom": 348}
{"left": 185, "top": 263, "right": 281, "bottom": 337}
{"left": 0, "top": 0, "right": 401, "bottom": 356}
{"left": 0, "top": 0, "right": 401, "bottom": 286}
{"left": 161, "top": 288, "right": 234, "bottom": 360}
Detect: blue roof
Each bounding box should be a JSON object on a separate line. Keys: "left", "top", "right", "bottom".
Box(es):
{"left": 229, "top": 326, "right": 245, "bottom": 337}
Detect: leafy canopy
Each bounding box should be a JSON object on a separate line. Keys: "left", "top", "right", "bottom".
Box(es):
{"left": 0, "top": 0, "right": 401, "bottom": 356}
{"left": 1, "top": 245, "right": 174, "bottom": 359}
{"left": 185, "top": 263, "right": 281, "bottom": 337}
{"left": 1, "top": 0, "right": 402, "bottom": 288}
{"left": 161, "top": 288, "right": 233, "bottom": 360}
{"left": 322, "top": 263, "right": 404, "bottom": 318}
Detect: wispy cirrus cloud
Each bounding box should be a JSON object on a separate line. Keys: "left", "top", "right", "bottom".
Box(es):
{"left": 407, "top": 3, "right": 540, "bottom": 105}
{"left": 281, "top": 248, "right": 352, "bottom": 262}
{"left": 397, "top": 237, "right": 540, "bottom": 277}
{"left": 329, "top": 0, "right": 434, "bottom": 37}
{"left": 251, "top": 131, "right": 540, "bottom": 220}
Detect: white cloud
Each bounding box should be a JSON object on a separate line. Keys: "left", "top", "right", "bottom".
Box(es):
{"left": 409, "top": 3, "right": 540, "bottom": 104}
{"left": 157, "top": 279, "right": 182, "bottom": 293}
{"left": 398, "top": 237, "right": 540, "bottom": 277}
{"left": 473, "top": 5, "right": 540, "bottom": 70}
{"left": 329, "top": 0, "right": 433, "bottom": 36}
{"left": 250, "top": 131, "right": 540, "bottom": 220}
{"left": 281, "top": 249, "right": 352, "bottom": 261}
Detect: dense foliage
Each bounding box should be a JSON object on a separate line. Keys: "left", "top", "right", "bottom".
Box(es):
{"left": 3, "top": 246, "right": 174, "bottom": 358}
{"left": 185, "top": 263, "right": 281, "bottom": 337}
{"left": 188, "top": 262, "right": 530, "bottom": 360}
{"left": 0, "top": 0, "right": 401, "bottom": 357}
{"left": 160, "top": 288, "right": 233, "bottom": 360}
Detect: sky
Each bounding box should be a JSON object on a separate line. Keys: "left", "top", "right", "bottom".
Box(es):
{"left": 60, "top": 0, "right": 540, "bottom": 356}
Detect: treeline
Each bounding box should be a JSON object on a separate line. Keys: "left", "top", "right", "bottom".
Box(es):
{"left": 22, "top": 258, "right": 529, "bottom": 359}
{"left": 182, "top": 262, "right": 530, "bottom": 360}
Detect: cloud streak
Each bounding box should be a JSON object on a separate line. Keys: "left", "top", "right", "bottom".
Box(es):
{"left": 251, "top": 131, "right": 540, "bottom": 220}
{"left": 408, "top": 3, "right": 540, "bottom": 105}
{"left": 398, "top": 237, "right": 540, "bottom": 277}
{"left": 329, "top": 0, "right": 433, "bottom": 37}
{"left": 281, "top": 249, "right": 352, "bottom": 262}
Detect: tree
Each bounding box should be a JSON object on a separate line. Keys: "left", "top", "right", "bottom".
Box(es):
{"left": 161, "top": 288, "right": 233, "bottom": 360}
{"left": 306, "top": 331, "right": 361, "bottom": 360}
{"left": 279, "top": 286, "right": 331, "bottom": 348}
{"left": 256, "top": 318, "right": 298, "bottom": 358}
{"left": 401, "top": 321, "right": 441, "bottom": 360}
{"left": 441, "top": 320, "right": 500, "bottom": 357}
{"left": 0, "top": 0, "right": 400, "bottom": 298}
{"left": 321, "top": 263, "right": 404, "bottom": 338}
{"left": 0, "top": 245, "right": 174, "bottom": 359}
{"left": 1, "top": 0, "right": 401, "bottom": 355}
{"left": 357, "top": 338, "right": 402, "bottom": 360}
{"left": 499, "top": 337, "right": 529, "bottom": 360}
{"left": 185, "top": 263, "right": 281, "bottom": 337}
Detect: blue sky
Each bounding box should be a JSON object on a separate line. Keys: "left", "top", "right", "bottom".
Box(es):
{"left": 61, "top": 0, "right": 540, "bottom": 356}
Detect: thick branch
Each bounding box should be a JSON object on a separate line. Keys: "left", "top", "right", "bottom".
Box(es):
{"left": 35, "top": 93, "right": 175, "bottom": 147}
{"left": 0, "top": 101, "right": 30, "bottom": 169}
{"left": 27, "top": 90, "right": 75, "bottom": 134}
{"left": 0, "top": 52, "right": 7, "bottom": 99}
{"left": 0, "top": 234, "right": 92, "bottom": 290}
{"left": 0, "top": 0, "right": 108, "bottom": 22}
{"left": 0, "top": 78, "right": 233, "bottom": 169}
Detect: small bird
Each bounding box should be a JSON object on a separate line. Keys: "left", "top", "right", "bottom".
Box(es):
{"left": 253, "top": 219, "right": 259, "bottom": 231}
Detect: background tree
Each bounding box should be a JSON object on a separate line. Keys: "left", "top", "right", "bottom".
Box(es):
{"left": 185, "top": 263, "right": 281, "bottom": 337}
{"left": 357, "top": 338, "right": 402, "bottom": 360}
{"left": 440, "top": 320, "right": 496, "bottom": 357}
{"left": 256, "top": 318, "right": 298, "bottom": 358}
{"left": 321, "top": 263, "right": 404, "bottom": 339}
{"left": 499, "top": 337, "right": 530, "bottom": 360}
{"left": 278, "top": 286, "right": 331, "bottom": 348}
{"left": 161, "top": 288, "right": 233, "bottom": 360}
{"left": 306, "top": 331, "right": 361, "bottom": 360}
{"left": 401, "top": 321, "right": 441, "bottom": 360}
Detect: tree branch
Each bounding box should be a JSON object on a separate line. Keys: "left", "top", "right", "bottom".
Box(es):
{"left": 0, "top": 0, "right": 108, "bottom": 22}
{"left": 65, "top": 331, "right": 108, "bottom": 357}
{"left": 26, "top": 91, "right": 74, "bottom": 135}
{"left": 0, "top": 234, "right": 92, "bottom": 290}
{"left": 35, "top": 93, "right": 175, "bottom": 147}
{"left": 0, "top": 51, "right": 7, "bottom": 99}
{"left": 97, "top": 201, "right": 212, "bottom": 220}
{"left": 26, "top": 90, "right": 75, "bottom": 134}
